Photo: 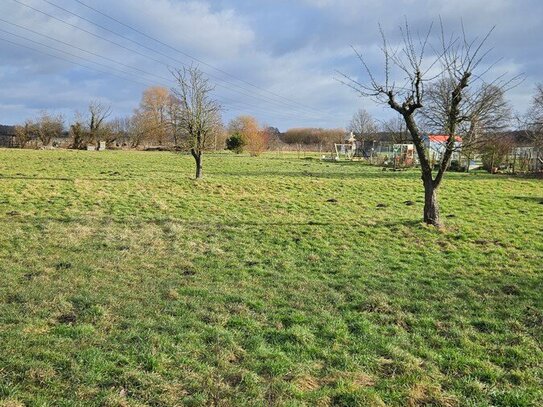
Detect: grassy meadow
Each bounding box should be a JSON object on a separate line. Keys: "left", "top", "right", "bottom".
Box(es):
{"left": 0, "top": 149, "right": 542, "bottom": 406}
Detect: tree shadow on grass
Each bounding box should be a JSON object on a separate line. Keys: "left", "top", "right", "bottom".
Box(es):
{"left": 2, "top": 215, "right": 424, "bottom": 230}
{"left": 513, "top": 196, "right": 543, "bottom": 204}
{"left": 92, "top": 217, "right": 425, "bottom": 229}
{"left": 213, "top": 170, "right": 420, "bottom": 180}
{"left": 0, "top": 175, "right": 127, "bottom": 182}
{"left": 212, "top": 169, "right": 514, "bottom": 182}
{"left": 206, "top": 219, "right": 424, "bottom": 229}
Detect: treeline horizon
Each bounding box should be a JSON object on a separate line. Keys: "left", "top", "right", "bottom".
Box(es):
{"left": 3, "top": 82, "right": 543, "bottom": 153}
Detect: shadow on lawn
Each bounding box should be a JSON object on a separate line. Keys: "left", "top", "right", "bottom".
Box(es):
{"left": 0, "top": 175, "right": 127, "bottom": 182}
{"left": 217, "top": 219, "right": 423, "bottom": 228}
{"left": 213, "top": 170, "right": 420, "bottom": 180}
{"left": 513, "top": 196, "right": 543, "bottom": 204}
{"left": 134, "top": 218, "right": 424, "bottom": 230}
{"left": 3, "top": 215, "right": 423, "bottom": 230}
{"left": 213, "top": 170, "right": 503, "bottom": 182}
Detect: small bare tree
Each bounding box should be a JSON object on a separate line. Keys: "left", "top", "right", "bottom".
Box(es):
{"left": 381, "top": 115, "right": 410, "bottom": 144}
{"left": 422, "top": 80, "right": 512, "bottom": 171}
{"left": 348, "top": 108, "right": 378, "bottom": 137}
{"left": 127, "top": 111, "right": 151, "bottom": 148}
{"left": 167, "top": 94, "right": 183, "bottom": 147}
{"left": 526, "top": 84, "right": 543, "bottom": 148}
{"left": 348, "top": 108, "right": 378, "bottom": 158}
{"left": 36, "top": 111, "right": 64, "bottom": 147}
{"left": 339, "top": 21, "right": 518, "bottom": 227}
{"left": 88, "top": 101, "right": 112, "bottom": 146}
{"left": 171, "top": 66, "right": 222, "bottom": 179}
{"left": 138, "top": 87, "right": 171, "bottom": 146}
{"left": 14, "top": 119, "right": 38, "bottom": 148}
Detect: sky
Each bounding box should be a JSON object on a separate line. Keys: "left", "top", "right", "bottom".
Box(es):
{"left": 1, "top": 0, "right": 542, "bottom": 131}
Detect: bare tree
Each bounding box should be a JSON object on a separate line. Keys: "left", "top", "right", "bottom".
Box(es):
{"left": 36, "top": 111, "right": 63, "bottom": 147}
{"left": 348, "top": 108, "right": 378, "bottom": 141}
{"left": 381, "top": 115, "right": 410, "bottom": 144}
{"left": 479, "top": 132, "right": 515, "bottom": 172}
{"left": 14, "top": 119, "right": 38, "bottom": 148}
{"left": 422, "top": 80, "right": 512, "bottom": 171}
{"left": 171, "top": 66, "right": 222, "bottom": 179}
{"left": 103, "top": 117, "right": 130, "bottom": 147}
{"left": 526, "top": 84, "right": 543, "bottom": 148}
{"left": 529, "top": 84, "right": 543, "bottom": 123}
{"left": 339, "top": 21, "right": 518, "bottom": 227}
{"left": 138, "top": 87, "right": 171, "bottom": 146}
{"left": 127, "top": 111, "right": 151, "bottom": 148}
{"left": 167, "top": 94, "right": 183, "bottom": 147}
{"left": 88, "top": 101, "right": 112, "bottom": 145}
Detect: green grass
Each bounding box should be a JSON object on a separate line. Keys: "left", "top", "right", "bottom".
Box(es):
{"left": 0, "top": 149, "right": 541, "bottom": 406}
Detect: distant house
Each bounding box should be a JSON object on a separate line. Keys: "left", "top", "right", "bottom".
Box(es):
{"left": 422, "top": 134, "right": 463, "bottom": 162}
{"left": 0, "top": 125, "right": 16, "bottom": 148}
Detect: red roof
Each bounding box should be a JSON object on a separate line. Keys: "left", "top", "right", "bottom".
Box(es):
{"left": 428, "top": 134, "right": 463, "bottom": 143}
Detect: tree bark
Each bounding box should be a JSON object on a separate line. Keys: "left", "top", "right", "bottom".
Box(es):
{"left": 195, "top": 159, "right": 203, "bottom": 179}
{"left": 191, "top": 148, "right": 203, "bottom": 179}
{"left": 401, "top": 112, "right": 444, "bottom": 227}
{"left": 423, "top": 175, "right": 441, "bottom": 227}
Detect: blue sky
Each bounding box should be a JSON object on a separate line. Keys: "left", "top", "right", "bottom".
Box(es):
{"left": 1, "top": 0, "right": 542, "bottom": 130}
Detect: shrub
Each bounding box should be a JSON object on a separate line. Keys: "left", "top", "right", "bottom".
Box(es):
{"left": 449, "top": 160, "right": 466, "bottom": 172}
{"left": 226, "top": 133, "right": 246, "bottom": 154}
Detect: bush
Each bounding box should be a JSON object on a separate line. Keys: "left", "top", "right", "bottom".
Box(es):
{"left": 449, "top": 160, "right": 466, "bottom": 172}
{"left": 226, "top": 133, "right": 246, "bottom": 154}
{"left": 479, "top": 135, "right": 514, "bottom": 173}
{"left": 481, "top": 149, "right": 509, "bottom": 173}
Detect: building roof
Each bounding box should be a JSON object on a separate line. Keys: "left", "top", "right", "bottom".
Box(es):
{"left": 427, "top": 134, "right": 463, "bottom": 143}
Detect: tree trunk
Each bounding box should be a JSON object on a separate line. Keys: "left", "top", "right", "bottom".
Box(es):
{"left": 195, "top": 156, "right": 203, "bottom": 179}
{"left": 423, "top": 176, "right": 441, "bottom": 227}
{"left": 191, "top": 149, "right": 203, "bottom": 179}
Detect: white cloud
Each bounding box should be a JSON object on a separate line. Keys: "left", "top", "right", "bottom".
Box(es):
{"left": 0, "top": 0, "right": 541, "bottom": 129}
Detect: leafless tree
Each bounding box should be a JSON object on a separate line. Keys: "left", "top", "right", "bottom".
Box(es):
{"left": 104, "top": 117, "right": 131, "bottom": 147}
{"left": 88, "top": 101, "right": 112, "bottom": 145}
{"left": 479, "top": 132, "right": 515, "bottom": 172}
{"left": 171, "top": 66, "right": 222, "bottom": 179}
{"left": 36, "top": 111, "right": 63, "bottom": 147}
{"left": 526, "top": 84, "right": 543, "bottom": 148}
{"left": 167, "top": 94, "right": 183, "bottom": 147}
{"left": 126, "top": 111, "right": 153, "bottom": 148}
{"left": 339, "top": 20, "right": 519, "bottom": 227}
{"left": 137, "top": 87, "right": 171, "bottom": 146}
{"left": 348, "top": 108, "right": 378, "bottom": 155}
{"left": 422, "top": 80, "right": 512, "bottom": 171}
{"left": 348, "top": 108, "right": 378, "bottom": 137}
{"left": 14, "top": 119, "right": 38, "bottom": 148}
{"left": 381, "top": 115, "right": 410, "bottom": 144}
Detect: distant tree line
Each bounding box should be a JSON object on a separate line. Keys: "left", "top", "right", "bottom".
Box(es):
{"left": 9, "top": 83, "right": 543, "bottom": 159}
{"left": 6, "top": 57, "right": 543, "bottom": 182}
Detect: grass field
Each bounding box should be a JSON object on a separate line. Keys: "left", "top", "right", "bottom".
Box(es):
{"left": 0, "top": 149, "right": 541, "bottom": 406}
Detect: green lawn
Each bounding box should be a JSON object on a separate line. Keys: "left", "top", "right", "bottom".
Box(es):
{"left": 0, "top": 149, "right": 541, "bottom": 406}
